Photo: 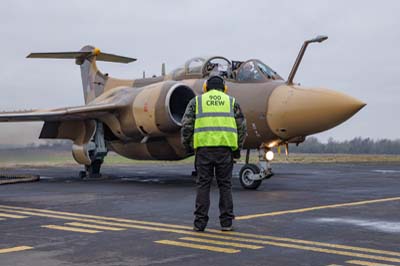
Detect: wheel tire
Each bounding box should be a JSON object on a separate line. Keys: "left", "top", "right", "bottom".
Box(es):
{"left": 239, "top": 164, "right": 262, "bottom": 190}
{"left": 84, "top": 159, "right": 103, "bottom": 178}
{"left": 91, "top": 160, "right": 103, "bottom": 175}
{"left": 78, "top": 171, "right": 87, "bottom": 179}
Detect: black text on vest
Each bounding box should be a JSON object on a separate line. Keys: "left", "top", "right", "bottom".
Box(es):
{"left": 206, "top": 95, "right": 225, "bottom": 106}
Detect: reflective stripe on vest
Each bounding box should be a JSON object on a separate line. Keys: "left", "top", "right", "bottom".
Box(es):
{"left": 194, "top": 90, "right": 238, "bottom": 150}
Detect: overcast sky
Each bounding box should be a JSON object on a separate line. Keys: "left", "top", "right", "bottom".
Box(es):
{"left": 0, "top": 0, "right": 399, "bottom": 145}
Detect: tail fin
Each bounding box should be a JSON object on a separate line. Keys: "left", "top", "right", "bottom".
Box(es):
{"left": 27, "top": 45, "right": 136, "bottom": 103}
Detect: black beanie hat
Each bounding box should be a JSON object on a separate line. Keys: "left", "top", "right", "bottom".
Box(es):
{"left": 206, "top": 76, "right": 225, "bottom": 91}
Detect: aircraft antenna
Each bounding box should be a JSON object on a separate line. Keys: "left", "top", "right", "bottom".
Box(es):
{"left": 161, "top": 63, "right": 166, "bottom": 76}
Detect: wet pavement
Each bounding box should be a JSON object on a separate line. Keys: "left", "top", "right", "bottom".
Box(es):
{"left": 0, "top": 162, "right": 400, "bottom": 266}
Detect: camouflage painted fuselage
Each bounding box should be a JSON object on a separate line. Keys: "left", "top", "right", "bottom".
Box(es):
{"left": 0, "top": 49, "right": 365, "bottom": 165}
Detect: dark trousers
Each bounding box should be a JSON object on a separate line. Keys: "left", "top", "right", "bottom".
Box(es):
{"left": 194, "top": 147, "right": 234, "bottom": 229}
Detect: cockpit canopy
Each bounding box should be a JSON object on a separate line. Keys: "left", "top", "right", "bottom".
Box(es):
{"left": 170, "top": 56, "right": 283, "bottom": 82}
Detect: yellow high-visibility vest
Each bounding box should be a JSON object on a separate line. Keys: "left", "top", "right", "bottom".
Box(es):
{"left": 194, "top": 90, "right": 238, "bottom": 150}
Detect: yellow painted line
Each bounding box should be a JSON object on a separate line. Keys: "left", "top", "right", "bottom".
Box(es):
{"left": 236, "top": 197, "right": 400, "bottom": 220}
{"left": 2, "top": 208, "right": 400, "bottom": 261}
{"left": 36, "top": 218, "right": 400, "bottom": 263}
{"left": 0, "top": 213, "right": 28, "bottom": 219}
{"left": 0, "top": 209, "right": 400, "bottom": 262}
{"left": 196, "top": 236, "right": 400, "bottom": 264}
{"left": 0, "top": 246, "right": 33, "bottom": 254}
{"left": 0, "top": 204, "right": 190, "bottom": 229}
{"left": 41, "top": 225, "right": 101, "bottom": 234}
{"left": 327, "top": 264, "right": 343, "bottom": 266}
{"left": 346, "top": 260, "right": 397, "bottom": 266}
{"left": 3, "top": 204, "right": 400, "bottom": 258}
{"left": 205, "top": 229, "right": 400, "bottom": 259}
{"left": 155, "top": 240, "right": 240, "bottom": 254}
{"left": 179, "top": 237, "right": 263, "bottom": 249}
{"left": 65, "top": 222, "right": 126, "bottom": 231}
{"left": 210, "top": 239, "right": 400, "bottom": 264}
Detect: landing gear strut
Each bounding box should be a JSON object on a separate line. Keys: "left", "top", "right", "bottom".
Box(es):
{"left": 79, "top": 122, "right": 108, "bottom": 179}
{"left": 239, "top": 148, "right": 274, "bottom": 190}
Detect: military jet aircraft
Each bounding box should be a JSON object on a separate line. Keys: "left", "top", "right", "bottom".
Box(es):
{"left": 0, "top": 35, "right": 365, "bottom": 189}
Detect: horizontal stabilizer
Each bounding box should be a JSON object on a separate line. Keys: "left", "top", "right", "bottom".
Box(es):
{"left": 27, "top": 48, "right": 136, "bottom": 64}
{"left": 27, "top": 52, "right": 89, "bottom": 59}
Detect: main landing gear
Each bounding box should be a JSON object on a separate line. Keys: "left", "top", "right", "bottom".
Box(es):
{"left": 239, "top": 148, "right": 274, "bottom": 190}
{"left": 79, "top": 122, "right": 108, "bottom": 179}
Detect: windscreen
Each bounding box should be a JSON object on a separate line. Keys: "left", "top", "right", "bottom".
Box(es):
{"left": 236, "top": 61, "right": 265, "bottom": 82}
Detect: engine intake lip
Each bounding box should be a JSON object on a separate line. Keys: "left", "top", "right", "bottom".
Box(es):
{"left": 165, "top": 83, "right": 196, "bottom": 126}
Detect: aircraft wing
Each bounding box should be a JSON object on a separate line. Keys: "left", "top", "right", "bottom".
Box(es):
{"left": 0, "top": 103, "right": 120, "bottom": 122}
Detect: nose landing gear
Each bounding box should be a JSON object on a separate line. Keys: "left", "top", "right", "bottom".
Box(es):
{"left": 239, "top": 148, "right": 274, "bottom": 190}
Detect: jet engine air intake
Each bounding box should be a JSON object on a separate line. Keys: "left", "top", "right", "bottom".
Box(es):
{"left": 123, "top": 81, "right": 195, "bottom": 138}
{"left": 166, "top": 83, "right": 195, "bottom": 126}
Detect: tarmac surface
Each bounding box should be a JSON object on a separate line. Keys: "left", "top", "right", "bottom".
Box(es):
{"left": 0, "top": 162, "right": 400, "bottom": 266}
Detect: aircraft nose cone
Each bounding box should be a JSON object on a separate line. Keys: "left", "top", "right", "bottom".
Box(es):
{"left": 267, "top": 85, "right": 366, "bottom": 139}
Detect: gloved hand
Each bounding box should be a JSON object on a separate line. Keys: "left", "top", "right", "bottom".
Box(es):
{"left": 232, "top": 149, "right": 241, "bottom": 159}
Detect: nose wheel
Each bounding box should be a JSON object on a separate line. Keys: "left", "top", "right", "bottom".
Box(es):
{"left": 238, "top": 148, "right": 274, "bottom": 190}
{"left": 239, "top": 164, "right": 262, "bottom": 189}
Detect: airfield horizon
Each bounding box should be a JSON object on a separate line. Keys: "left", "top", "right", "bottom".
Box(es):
{"left": 0, "top": 150, "right": 399, "bottom": 170}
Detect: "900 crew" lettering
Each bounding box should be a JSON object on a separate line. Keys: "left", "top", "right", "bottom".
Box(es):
{"left": 206, "top": 95, "right": 225, "bottom": 106}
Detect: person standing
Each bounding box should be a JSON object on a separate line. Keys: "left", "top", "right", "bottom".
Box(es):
{"left": 181, "top": 75, "right": 247, "bottom": 231}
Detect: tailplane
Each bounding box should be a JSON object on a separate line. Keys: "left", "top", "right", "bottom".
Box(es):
{"left": 27, "top": 46, "right": 136, "bottom": 103}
